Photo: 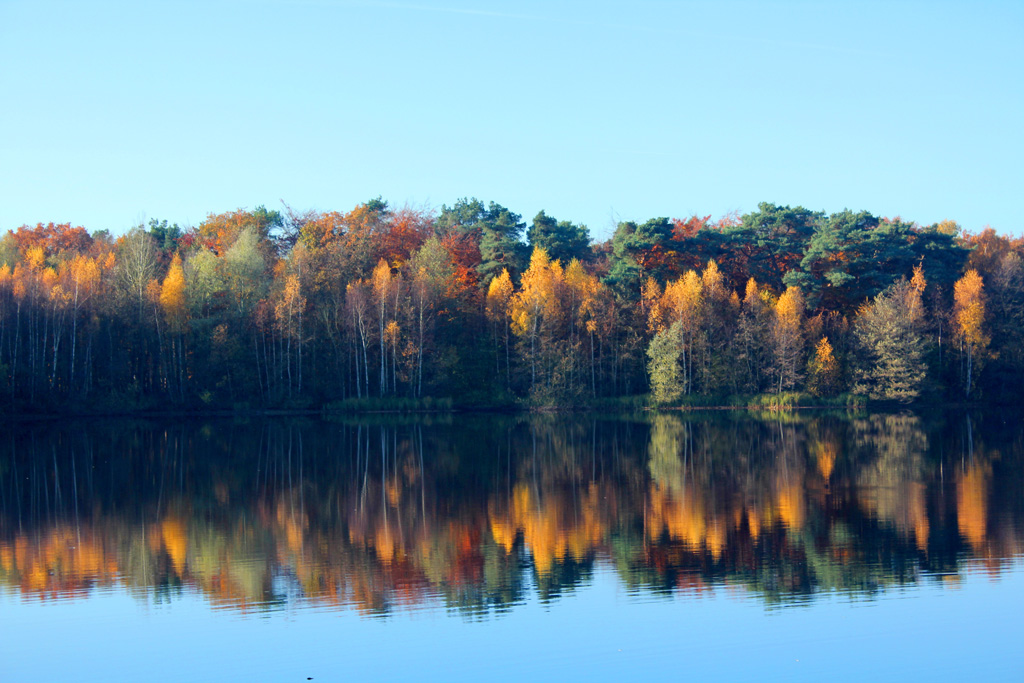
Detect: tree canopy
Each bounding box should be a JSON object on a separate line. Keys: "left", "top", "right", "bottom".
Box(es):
{"left": 0, "top": 199, "right": 1018, "bottom": 412}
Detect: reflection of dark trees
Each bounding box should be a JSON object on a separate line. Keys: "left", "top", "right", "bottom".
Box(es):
{"left": 0, "top": 410, "right": 1022, "bottom": 615}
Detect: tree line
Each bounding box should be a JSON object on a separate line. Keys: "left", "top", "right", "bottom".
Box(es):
{"left": 0, "top": 199, "right": 1021, "bottom": 411}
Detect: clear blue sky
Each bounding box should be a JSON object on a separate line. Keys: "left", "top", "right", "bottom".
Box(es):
{"left": 1, "top": 0, "right": 1021, "bottom": 240}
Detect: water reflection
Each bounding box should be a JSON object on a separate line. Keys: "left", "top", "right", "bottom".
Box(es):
{"left": 1, "top": 411, "right": 1021, "bottom": 616}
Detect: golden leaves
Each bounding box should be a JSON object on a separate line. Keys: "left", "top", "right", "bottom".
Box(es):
{"left": 954, "top": 269, "right": 988, "bottom": 349}
{"left": 160, "top": 253, "right": 187, "bottom": 326}
{"left": 485, "top": 268, "right": 513, "bottom": 322}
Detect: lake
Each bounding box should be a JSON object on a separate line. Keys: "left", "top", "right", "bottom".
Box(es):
{"left": 1, "top": 411, "right": 1022, "bottom": 681}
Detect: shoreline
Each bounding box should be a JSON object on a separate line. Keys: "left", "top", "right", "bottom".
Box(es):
{"left": 1, "top": 398, "right": 1015, "bottom": 422}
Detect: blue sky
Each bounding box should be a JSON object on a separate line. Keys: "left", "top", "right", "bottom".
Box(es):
{"left": 1, "top": 0, "right": 1021, "bottom": 240}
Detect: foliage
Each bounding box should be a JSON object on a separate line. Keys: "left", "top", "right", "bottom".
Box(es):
{"left": 647, "top": 322, "right": 684, "bottom": 404}
{"left": 807, "top": 336, "right": 840, "bottom": 397}
{"left": 1, "top": 198, "right": 1022, "bottom": 414}
{"left": 852, "top": 276, "right": 927, "bottom": 402}
{"left": 952, "top": 269, "right": 989, "bottom": 398}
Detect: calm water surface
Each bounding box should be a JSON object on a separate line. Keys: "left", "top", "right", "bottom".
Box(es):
{"left": 1, "top": 411, "right": 1022, "bottom": 681}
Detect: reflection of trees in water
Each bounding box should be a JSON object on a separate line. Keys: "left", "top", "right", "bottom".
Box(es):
{"left": 619, "top": 411, "right": 1023, "bottom": 603}
{"left": 0, "top": 411, "right": 1022, "bottom": 615}
{"left": 850, "top": 414, "right": 930, "bottom": 554}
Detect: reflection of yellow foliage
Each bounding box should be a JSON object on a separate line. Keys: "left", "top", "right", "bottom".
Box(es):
{"left": 489, "top": 482, "right": 606, "bottom": 575}
{"left": 813, "top": 439, "right": 838, "bottom": 481}
{"left": 0, "top": 526, "right": 120, "bottom": 598}
{"left": 160, "top": 518, "right": 188, "bottom": 575}
{"left": 275, "top": 499, "right": 309, "bottom": 553}
{"left": 386, "top": 479, "right": 402, "bottom": 507}
{"left": 957, "top": 462, "right": 990, "bottom": 554}
{"left": 375, "top": 524, "right": 396, "bottom": 563}
{"left": 284, "top": 519, "right": 305, "bottom": 553}
{"left": 489, "top": 518, "right": 517, "bottom": 553}
{"left": 648, "top": 483, "right": 708, "bottom": 551}
{"left": 731, "top": 506, "right": 744, "bottom": 531}
{"left": 4, "top": 417, "right": 1021, "bottom": 615}
{"left": 747, "top": 508, "right": 761, "bottom": 541}
{"left": 706, "top": 519, "right": 726, "bottom": 560}
{"left": 775, "top": 477, "right": 805, "bottom": 531}
{"left": 911, "top": 482, "right": 930, "bottom": 553}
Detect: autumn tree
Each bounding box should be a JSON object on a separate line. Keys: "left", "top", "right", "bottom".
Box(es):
{"left": 486, "top": 268, "right": 514, "bottom": 390}
{"left": 736, "top": 278, "right": 773, "bottom": 394}
{"left": 806, "top": 337, "right": 840, "bottom": 397}
{"left": 952, "top": 269, "right": 989, "bottom": 398}
{"left": 371, "top": 259, "right": 399, "bottom": 395}
{"left": 58, "top": 254, "right": 101, "bottom": 387}
{"left": 196, "top": 206, "right": 282, "bottom": 256}
{"left": 159, "top": 254, "right": 188, "bottom": 399}
{"left": 696, "top": 260, "right": 738, "bottom": 394}
{"left": 660, "top": 271, "right": 703, "bottom": 395}
{"left": 772, "top": 286, "right": 805, "bottom": 393}
{"left": 511, "top": 247, "right": 568, "bottom": 399}
{"left": 11, "top": 222, "right": 92, "bottom": 258}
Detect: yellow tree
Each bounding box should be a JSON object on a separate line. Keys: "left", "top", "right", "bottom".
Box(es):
{"left": 564, "top": 258, "right": 610, "bottom": 396}
{"left": 486, "top": 268, "right": 514, "bottom": 389}
{"left": 772, "top": 286, "right": 805, "bottom": 393}
{"left": 953, "top": 269, "right": 989, "bottom": 397}
{"left": 47, "top": 277, "right": 71, "bottom": 387}
{"left": 160, "top": 255, "right": 187, "bottom": 330}
{"left": 642, "top": 277, "right": 665, "bottom": 334}
{"left": 0, "top": 265, "right": 10, "bottom": 380}
{"left": 59, "top": 254, "right": 100, "bottom": 386}
{"left": 384, "top": 319, "right": 400, "bottom": 393}
{"left": 275, "top": 273, "right": 306, "bottom": 398}
{"left": 511, "top": 248, "right": 546, "bottom": 392}
{"left": 737, "top": 277, "right": 772, "bottom": 393}
{"left": 661, "top": 270, "right": 702, "bottom": 394}
{"left": 807, "top": 336, "right": 840, "bottom": 396}
{"left": 698, "top": 260, "right": 736, "bottom": 394}
{"left": 160, "top": 254, "right": 188, "bottom": 399}
{"left": 371, "top": 259, "right": 396, "bottom": 395}
{"left": 510, "top": 247, "right": 564, "bottom": 396}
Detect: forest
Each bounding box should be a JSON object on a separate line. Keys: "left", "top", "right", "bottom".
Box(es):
{"left": 0, "top": 199, "right": 1021, "bottom": 413}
